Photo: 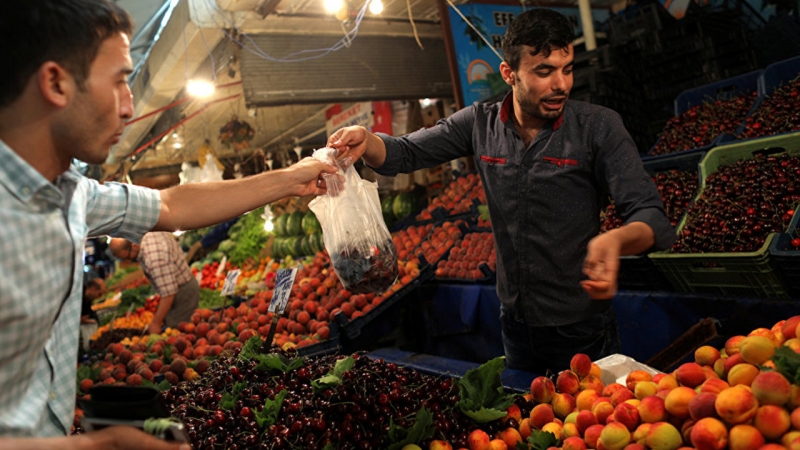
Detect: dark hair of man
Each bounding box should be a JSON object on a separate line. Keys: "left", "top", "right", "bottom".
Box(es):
{"left": 0, "top": 0, "right": 133, "bottom": 108}
{"left": 86, "top": 280, "right": 103, "bottom": 291}
{"left": 501, "top": 8, "right": 576, "bottom": 72}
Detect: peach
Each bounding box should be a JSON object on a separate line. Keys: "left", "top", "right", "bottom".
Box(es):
{"left": 581, "top": 375, "right": 605, "bottom": 393}
{"left": 724, "top": 353, "right": 745, "bottom": 373}
{"left": 571, "top": 353, "right": 593, "bottom": 378}
{"left": 638, "top": 395, "right": 668, "bottom": 424}
{"left": 785, "top": 338, "right": 800, "bottom": 353}
{"left": 751, "top": 370, "right": 792, "bottom": 406}
{"left": 753, "top": 404, "right": 791, "bottom": 441}
{"left": 726, "top": 335, "right": 746, "bottom": 355}
{"left": 626, "top": 371, "right": 653, "bottom": 391}
{"left": 600, "top": 422, "right": 632, "bottom": 450}
{"left": 487, "top": 439, "right": 507, "bottom": 450}
{"left": 715, "top": 387, "right": 759, "bottom": 425}
{"left": 602, "top": 383, "right": 629, "bottom": 398}
{"left": 590, "top": 363, "right": 603, "bottom": 379}
{"left": 632, "top": 423, "right": 652, "bottom": 445}
{"left": 759, "top": 445, "right": 788, "bottom": 450}
{"left": 727, "top": 363, "right": 759, "bottom": 387}
{"left": 614, "top": 402, "right": 641, "bottom": 432}
{"left": 623, "top": 445, "right": 646, "bottom": 450}
{"left": 558, "top": 370, "right": 582, "bottom": 395}
{"left": 498, "top": 427, "right": 523, "bottom": 448}
{"left": 531, "top": 403, "right": 556, "bottom": 430}
{"left": 531, "top": 376, "right": 556, "bottom": 404}
{"left": 563, "top": 422, "right": 581, "bottom": 440}
{"left": 468, "top": 429, "right": 491, "bottom": 450}
{"left": 584, "top": 424, "right": 605, "bottom": 449}
{"left": 503, "top": 404, "right": 522, "bottom": 425}
{"left": 402, "top": 445, "right": 423, "bottom": 450}
{"left": 748, "top": 328, "right": 782, "bottom": 348}
{"left": 675, "top": 362, "right": 707, "bottom": 388}
{"left": 564, "top": 436, "right": 588, "bottom": 450}
{"left": 695, "top": 346, "right": 722, "bottom": 367}
{"left": 634, "top": 382, "right": 658, "bottom": 400}
{"left": 728, "top": 424, "right": 765, "bottom": 450}
{"left": 789, "top": 384, "right": 800, "bottom": 409}
{"left": 792, "top": 406, "right": 800, "bottom": 430}
{"left": 680, "top": 419, "right": 695, "bottom": 444}
{"left": 782, "top": 315, "right": 800, "bottom": 340}
{"left": 565, "top": 411, "right": 579, "bottom": 425}
{"left": 625, "top": 399, "right": 641, "bottom": 408}
{"left": 739, "top": 336, "right": 776, "bottom": 366}
{"left": 689, "top": 417, "right": 728, "bottom": 450}
{"left": 519, "top": 417, "right": 533, "bottom": 440}
{"left": 542, "top": 421, "right": 563, "bottom": 441}
{"left": 552, "top": 392, "right": 577, "bottom": 419}
{"left": 688, "top": 392, "right": 719, "bottom": 421}
{"left": 593, "top": 401, "right": 616, "bottom": 425}
{"left": 713, "top": 357, "right": 728, "bottom": 379}
{"left": 611, "top": 388, "right": 636, "bottom": 407}
{"left": 430, "top": 440, "right": 453, "bottom": 450}
{"left": 703, "top": 366, "right": 721, "bottom": 381}
{"left": 645, "top": 422, "right": 684, "bottom": 450}
{"left": 664, "top": 386, "right": 697, "bottom": 419}
{"left": 577, "top": 390, "right": 601, "bottom": 412}
{"left": 657, "top": 374, "right": 679, "bottom": 392}
{"left": 699, "top": 378, "right": 730, "bottom": 395}
{"left": 782, "top": 431, "right": 800, "bottom": 449}
{"left": 576, "top": 409, "right": 599, "bottom": 436}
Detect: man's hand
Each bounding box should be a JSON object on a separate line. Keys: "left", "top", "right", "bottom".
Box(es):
{"left": 327, "top": 126, "right": 369, "bottom": 165}
{"left": 581, "top": 231, "right": 622, "bottom": 300}
{"left": 81, "top": 426, "right": 191, "bottom": 450}
{"left": 147, "top": 320, "right": 162, "bottom": 335}
{"left": 286, "top": 157, "right": 338, "bottom": 197}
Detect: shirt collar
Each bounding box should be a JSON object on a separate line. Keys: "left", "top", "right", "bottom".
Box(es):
{"left": 499, "top": 91, "right": 565, "bottom": 131}
{"left": 0, "top": 139, "right": 57, "bottom": 203}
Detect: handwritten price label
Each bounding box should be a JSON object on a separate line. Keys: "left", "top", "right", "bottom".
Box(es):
{"left": 221, "top": 269, "right": 241, "bottom": 296}
{"left": 268, "top": 268, "right": 298, "bottom": 314}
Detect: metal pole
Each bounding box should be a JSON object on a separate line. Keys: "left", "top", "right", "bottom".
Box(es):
{"left": 578, "top": 0, "right": 597, "bottom": 51}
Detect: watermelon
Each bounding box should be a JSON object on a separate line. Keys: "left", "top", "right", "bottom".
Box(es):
{"left": 392, "top": 192, "right": 416, "bottom": 220}
{"left": 285, "top": 211, "right": 304, "bottom": 236}
{"left": 299, "top": 235, "right": 312, "bottom": 256}
{"left": 291, "top": 236, "right": 304, "bottom": 257}
{"left": 301, "top": 211, "right": 321, "bottom": 235}
{"left": 381, "top": 195, "right": 395, "bottom": 220}
{"left": 274, "top": 214, "right": 288, "bottom": 237}
{"left": 310, "top": 232, "right": 324, "bottom": 254}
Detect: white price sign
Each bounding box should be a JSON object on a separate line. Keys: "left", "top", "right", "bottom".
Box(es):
{"left": 221, "top": 269, "right": 241, "bottom": 297}
{"left": 268, "top": 268, "right": 298, "bottom": 314}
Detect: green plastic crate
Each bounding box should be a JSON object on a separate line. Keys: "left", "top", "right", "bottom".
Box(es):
{"left": 649, "top": 131, "right": 800, "bottom": 298}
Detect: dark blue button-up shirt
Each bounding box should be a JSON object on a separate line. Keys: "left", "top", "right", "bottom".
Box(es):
{"left": 374, "top": 95, "right": 675, "bottom": 327}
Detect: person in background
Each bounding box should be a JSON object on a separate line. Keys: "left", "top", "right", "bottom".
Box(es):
{"left": 0, "top": 0, "right": 335, "bottom": 447}
{"left": 109, "top": 234, "right": 198, "bottom": 334}
{"left": 329, "top": 8, "right": 675, "bottom": 375}
{"left": 80, "top": 278, "right": 105, "bottom": 325}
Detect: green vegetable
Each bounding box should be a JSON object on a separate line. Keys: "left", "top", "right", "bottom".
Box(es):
{"left": 455, "top": 356, "right": 516, "bottom": 423}
{"left": 105, "top": 265, "right": 141, "bottom": 287}
{"left": 386, "top": 407, "right": 435, "bottom": 450}
{"left": 198, "top": 288, "right": 226, "bottom": 310}
{"left": 228, "top": 207, "right": 269, "bottom": 265}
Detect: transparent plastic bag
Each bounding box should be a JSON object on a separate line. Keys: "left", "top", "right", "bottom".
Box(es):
{"left": 308, "top": 148, "right": 399, "bottom": 293}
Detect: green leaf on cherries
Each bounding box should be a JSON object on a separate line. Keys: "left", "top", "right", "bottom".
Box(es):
{"left": 240, "top": 336, "right": 305, "bottom": 373}
{"left": 386, "top": 407, "right": 434, "bottom": 450}
{"left": 526, "top": 429, "right": 558, "bottom": 450}
{"left": 455, "top": 356, "right": 515, "bottom": 423}
{"left": 255, "top": 389, "right": 287, "bottom": 429}
{"left": 773, "top": 346, "right": 800, "bottom": 383}
{"left": 220, "top": 381, "right": 248, "bottom": 410}
{"left": 311, "top": 356, "right": 355, "bottom": 391}
{"left": 321, "top": 444, "right": 336, "bottom": 450}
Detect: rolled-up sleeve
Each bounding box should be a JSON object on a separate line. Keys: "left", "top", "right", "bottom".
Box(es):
{"left": 84, "top": 179, "right": 161, "bottom": 243}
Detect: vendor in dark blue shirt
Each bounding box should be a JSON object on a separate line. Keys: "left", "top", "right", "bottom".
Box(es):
{"left": 328, "top": 8, "right": 675, "bottom": 374}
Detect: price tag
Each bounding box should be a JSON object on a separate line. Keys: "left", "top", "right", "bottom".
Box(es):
{"left": 112, "top": 291, "right": 122, "bottom": 302}
{"left": 215, "top": 256, "right": 228, "bottom": 277}
{"left": 221, "top": 269, "right": 241, "bottom": 297}
{"left": 268, "top": 267, "right": 298, "bottom": 314}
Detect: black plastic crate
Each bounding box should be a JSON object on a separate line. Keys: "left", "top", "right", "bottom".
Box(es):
{"left": 769, "top": 211, "right": 800, "bottom": 298}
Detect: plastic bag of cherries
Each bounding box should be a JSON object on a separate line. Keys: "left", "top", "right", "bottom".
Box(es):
{"left": 308, "top": 148, "right": 398, "bottom": 293}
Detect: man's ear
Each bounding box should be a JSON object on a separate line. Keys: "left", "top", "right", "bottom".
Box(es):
{"left": 499, "top": 61, "right": 515, "bottom": 86}
{"left": 37, "top": 62, "right": 74, "bottom": 108}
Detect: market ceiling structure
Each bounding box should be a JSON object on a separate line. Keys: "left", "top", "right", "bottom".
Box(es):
{"left": 110, "top": 0, "right": 620, "bottom": 183}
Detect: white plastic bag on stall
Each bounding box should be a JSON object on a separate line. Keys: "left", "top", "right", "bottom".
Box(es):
{"left": 308, "top": 147, "right": 398, "bottom": 293}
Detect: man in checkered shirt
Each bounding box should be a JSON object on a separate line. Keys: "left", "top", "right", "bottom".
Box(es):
{"left": 109, "top": 233, "right": 199, "bottom": 334}
{"left": 0, "top": 1, "right": 336, "bottom": 447}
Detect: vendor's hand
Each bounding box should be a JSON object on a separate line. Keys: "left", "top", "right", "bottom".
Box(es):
{"left": 147, "top": 321, "right": 163, "bottom": 335}
{"left": 80, "top": 316, "right": 97, "bottom": 325}
{"left": 286, "top": 157, "right": 338, "bottom": 196}
{"left": 79, "top": 426, "right": 191, "bottom": 450}
{"left": 327, "top": 126, "right": 369, "bottom": 167}
{"left": 581, "top": 232, "right": 621, "bottom": 300}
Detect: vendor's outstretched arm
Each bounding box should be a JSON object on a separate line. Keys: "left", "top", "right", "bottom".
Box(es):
{"left": 328, "top": 126, "right": 387, "bottom": 169}
{"left": 581, "top": 221, "right": 655, "bottom": 299}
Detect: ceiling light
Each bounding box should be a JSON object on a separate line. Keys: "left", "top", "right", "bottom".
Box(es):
{"left": 187, "top": 79, "right": 215, "bottom": 98}
{"left": 172, "top": 132, "right": 179, "bottom": 139}
{"left": 420, "top": 98, "right": 433, "bottom": 107}
{"left": 324, "top": 0, "right": 344, "bottom": 13}
{"left": 369, "top": 0, "right": 383, "bottom": 14}
{"left": 263, "top": 220, "right": 274, "bottom": 232}
{"left": 173, "top": 142, "right": 182, "bottom": 149}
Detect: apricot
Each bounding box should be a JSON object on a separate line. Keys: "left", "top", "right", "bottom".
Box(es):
{"left": 645, "top": 422, "right": 683, "bottom": 450}
{"left": 600, "top": 422, "right": 632, "bottom": 450}
{"left": 664, "top": 386, "right": 697, "bottom": 419}
{"left": 695, "top": 346, "right": 721, "bottom": 367}
{"left": 638, "top": 395, "right": 668, "bottom": 424}
{"left": 739, "top": 336, "right": 775, "bottom": 366}
{"left": 751, "top": 370, "right": 792, "bottom": 406}
{"left": 531, "top": 376, "right": 556, "bottom": 404}
{"left": 753, "top": 404, "right": 791, "bottom": 441}
{"left": 626, "top": 370, "right": 653, "bottom": 392}
{"left": 715, "top": 387, "right": 759, "bottom": 425}
{"left": 726, "top": 363, "right": 759, "bottom": 387}
{"left": 727, "top": 424, "right": 765, "bottom": 450}
{"left": 689, "top": 417, "right": 728, "bottom": 450}
{"left": 571, "top": 353, "right": 593, "bottom": 378}
{"left": 557, "top": 370, "right": 581, "bottom": 395}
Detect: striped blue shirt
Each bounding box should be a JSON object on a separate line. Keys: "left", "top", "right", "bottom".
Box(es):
{"left": 0, "top": 140, "right": 161, "bottom": 436}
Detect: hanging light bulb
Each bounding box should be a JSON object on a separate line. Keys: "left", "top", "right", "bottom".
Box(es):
{"left": 369, "top": 0, "right": 383, "bottom": 14}
{"left": 324, "top": 0, "right": 344, "bottom": 13}
{"left": 187, "top": 79, "right": 215, "bottom": 98}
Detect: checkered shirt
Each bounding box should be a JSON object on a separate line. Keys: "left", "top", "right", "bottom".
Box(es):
{"left": 0, "top": 140, "right": 161, "bottom": 436}
{"left": 137, "top": 232, "right": 193, "bottom": 297}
